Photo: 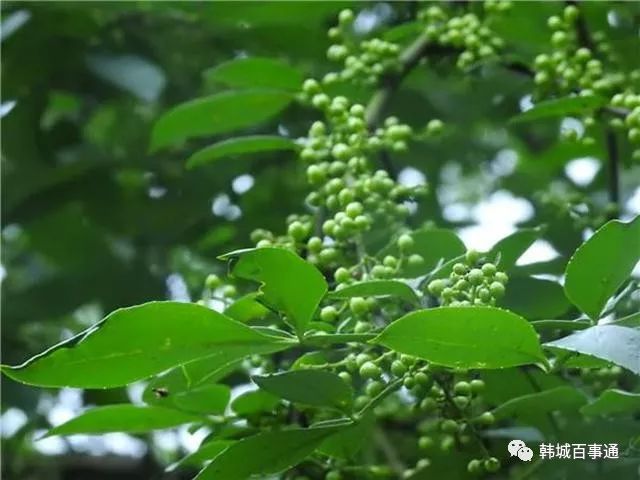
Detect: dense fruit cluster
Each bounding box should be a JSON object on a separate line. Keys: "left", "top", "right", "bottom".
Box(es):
{"left": 418, "top": 4, "right": 506, "bottom": 70}
{"left": 254, "top": 75, "right": 427, "bottom": 277}
{"left": 324, "top": 9, "right": 401, "bottom": 86}
{"left": 532, "top": 4, "right": 640, "bottom": 160}
{"left": 195, "top": 4, "right": 637, "bottom": 479}
{"left": 427, "top": 251, "right": 508, "bottom": 307}
{"left": 611, "top": 92, "right": 640, "bottom": 161}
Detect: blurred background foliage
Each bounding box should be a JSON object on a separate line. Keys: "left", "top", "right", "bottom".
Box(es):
{"left": 1, "top": 1, "right": 639, "bottom": 479}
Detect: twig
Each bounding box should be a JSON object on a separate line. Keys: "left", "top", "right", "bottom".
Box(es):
{"left": 374, "top": 427, "right": 407, "bottom": 476}
{"left": 605, "top": 128, "right": 620, "bottom": 218}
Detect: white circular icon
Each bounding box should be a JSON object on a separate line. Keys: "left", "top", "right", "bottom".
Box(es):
{"left": 507, "top": 439, "right": 527, "bottom": 457}
{"left": 517, "top": 446, "right": 534, "bottom": 462}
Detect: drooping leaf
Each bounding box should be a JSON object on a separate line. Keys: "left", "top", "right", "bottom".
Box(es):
{"left": 487, "top": 227, "right": 544, "bottom": 271}
{"left": 545, "top": 325, "right": 640, "bottom": 375}
{"left": 581, "top": 389, "right": 640, "bottom": 417}
{"left": 204, "top": 57, "right": 303, "bottom": 91}
{"left": 221, "top": 248, "right": 328, "bottom": 335}
{"left": 186, "top": 135, "right": 297, "bottom": 170}
{"left": 44, "top": 405, "right": 199, "bottom": 437}
{"left": 502, "top": 277, "right": 570, "bottom": 320}
{"left": 1, "top": 302, "right": 292, "bottom": 388}
{"left": 510, "top": 95, "right": 607, "bottom": 124}
{"left": 564, "top": 216, "right": 640, "bottom": 320}
{"left": 150, "top": 90, "right": 293, "bottom": 151}
{"left": 374, "top": 307, "right": 547, "bottom": 369}
{"left": 231, "top": 390, "right": 281, "bottom": 416}
{"left": 383, "top": 228, "right": 466, "bottom": 278}
{"left": 492, "top": 386, "right": 588, "bottom": 420}
{"left": 194, "top": 426, "right": 344, "bottom": 480}
{"left": 329, "top": 280, "right": 419, "bottom": 304}
{"left": 253, "top": 370, "right": 353, "bottom": 410}
{"left": 167, "top": 440, "right": 234, "bottom": 472}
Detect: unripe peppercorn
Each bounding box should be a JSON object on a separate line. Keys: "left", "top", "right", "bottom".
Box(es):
{"left": 205, "top": 274, "right": 221, "bottom": 290}
{"left": 408, "top": 254, "right": 424, "bottom": 267}
{"left": 355, "top": 353, "right": 371, "bottom": 367}
{"left": 320, "top": 306, "right": 338, "bottom": 323}
{"left": 467, "top": 269, "right": 484, "bottom": 285}
{"left": 441, "top": 419, "right": 459, "bottom": 434}
{"left": 350, "top": 296, "right": 368, "bottom": 315}
{"left": 454, "top": 381, "right": 471, "bottom": 396}
{"left": 222, "top": 285, "right": 237, "bottom": 298}
{"left": 414, "top": 372, "right": 431, "bottom": 387}
{"left": 489, "top": 281, "right": 505, "bottom": 298}
{"left": 366, "top": 380, "right": 384, "bottom": 396}
{"left": 465, "top": 249, "right": 480, "bottom": 265}
{"left": 467, "top": 459, "right": 483, "bottom": 474}
{"left": 334, "top": 267, "right": 350, "bottom": 284}
{"left": 428, "top": 279, "right": 447, "bottom": 296}
{"left": 360, "top": 361, "right": 382, "bottom": 379}
{"left": 397, "top": 233, "right": 414, "bottom": 252}
{"left": 476, "top": 411, "right": 495, "bottom": 426}
{"left": 470, "top": 379, "right": 485, "bottom": 394}
{"left": 484, "top": 457, "right": 500, "bottom": 472}
{"left": 390, "top": 360, "right": 407, "bottom": 377}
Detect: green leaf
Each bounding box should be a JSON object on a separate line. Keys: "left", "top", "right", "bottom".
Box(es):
{"left": 329, "top": 280, "right": 419, "bottom": 304}
{"left": 186, "top": 135, "right": 297, "bottom": 170}
{"left": 169, "top": 384, "right": 231, "bottom": 415}
{"left": 502, "top": 277, "right": 570, "bottom": 319}
{"left": 194, "top": 426, "right": 344, "bottom": 480}
{"left": 221, "top": 248, "right": 328, "bottom": 335}
{"left": 383, "top": 228, "right": 466, "bottom": 278}
{"left": 150, "top": 90, "right": 293, "bottom": 151}
{"left": 319, "top": 413, "right": 375, "bottom": 459}
{"left": 564, "top": 216, "right": 640, "bottom": 319}
{"left": 167, "top": 440, "right": 233, "bottom": 472}
{"left": 492, "top": 386, "right": 588, "bottom": 420}
{"left": 204, "top": 57, "right": 303, "bottom": 91}
{"left": 44, "top": 405, "right": 199, "bottom": 437}
{"left": 530, "top": 319, "right": 591, "bottom": 331}
{"left": 144, "top": 357, "right": 239, "bottom": 405}
{"left": 510, "top": 95, "right": 607, "bottom": 124}
{"left": 374, "top": 307, "right": 546, "bottom": 369}
{"left": 254, "top": 370, "right": 353, "bottom": 410}
{"left": 488, "top": 227, "right": 544, "bottom": 271}
{"left": 231, "top": 390, "right": 281, "bottom": 416}
{"left": 545, "top": 325, "right": 640, "bottom": 375}
{"left": 581, "top": 389, "right": 640, "bottom": 417}
{"left": 224, "top": 293, "right": 271, "bottom": 323}
{"left": 613, "top": 311, "right": 640, "bottom": 328}
{"left": 1, "top": 302, "right": 292, "bottom": 388}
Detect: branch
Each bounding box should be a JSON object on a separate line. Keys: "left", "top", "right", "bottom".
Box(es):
{"left": 365, "top": 32, "right": 437, "bottom": 128}
{"left": 605, "top": 128, "right": 620, "bottom": 218}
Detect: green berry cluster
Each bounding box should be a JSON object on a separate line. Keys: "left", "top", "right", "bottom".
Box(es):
{"left": 578, "top": 365, "right": 623, "bottom": 394}
{"left": 532, "top": 4, "right": 640, "bottom": 160}
{"left": 418, "top": 5, "right": 506, "bottom": 70}
{"left": 248, "top": 78, "right": 426, "bottom": 272}
{"left": 611, "top": 92, "right": 640, "bottom": 162}
{"left": 324, "top": 9, "right": 401, "bottom": 86}
{"left": 427, "top": 251, "right": 508, "bottom": 307}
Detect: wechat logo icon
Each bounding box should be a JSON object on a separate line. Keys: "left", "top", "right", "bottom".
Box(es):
{"left": 508, "top": 439, "right": 534, "bottom": 462}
